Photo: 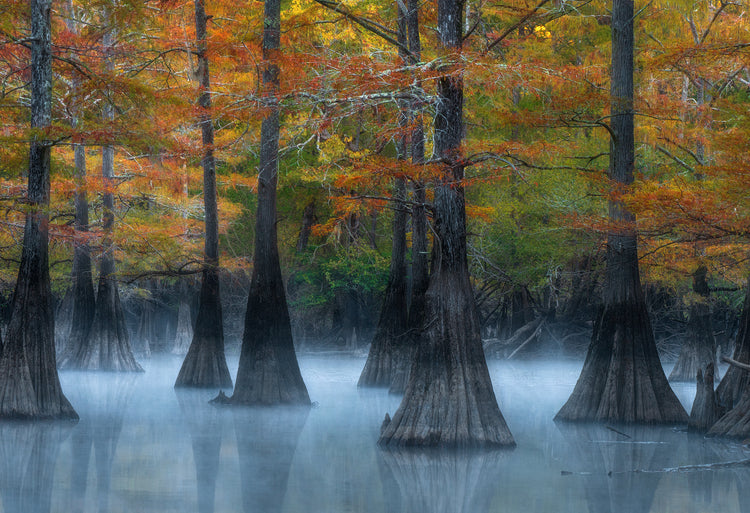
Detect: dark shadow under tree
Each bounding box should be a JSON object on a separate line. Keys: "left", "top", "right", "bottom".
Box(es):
{"left": 554, "top": 0, "right": 686, "bottom": 424}
{"left": 379, "top": 0, "right": 514, "bottom": 447}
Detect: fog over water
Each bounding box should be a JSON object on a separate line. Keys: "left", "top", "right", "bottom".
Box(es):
{"left": 1, "top": 355, "right": 749, "bottom": 513}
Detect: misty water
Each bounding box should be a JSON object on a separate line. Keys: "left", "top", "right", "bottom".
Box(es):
{"left": 2, "top": 355, "right": 749, "bottom": 513}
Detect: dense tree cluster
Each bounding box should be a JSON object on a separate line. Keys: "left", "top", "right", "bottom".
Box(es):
{"left": 0, "top": 0, "right": 748, "bottom": 442}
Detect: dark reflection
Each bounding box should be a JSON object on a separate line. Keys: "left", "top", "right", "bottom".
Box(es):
{"left": 379, "top": 448, "right": 506, "bottom": 513}
{"left": 66, "top": 373, "right": 137, "bottom": 513}
{"left": 233, "top": 406, "right": 309, "bottom": 513}
{"left": 731, "top": 468, "right": 750, "bottom": 513}
{"left": 0, "top": 421, "right": 72, "bottom": 513}
{"left": 557, "top": 424, "right": 676, "bottom": 513}
{"left": 176, "top": 390, "right": 227, "bottom": 513}
{"left": 683, "top": 434, "right": 728, "bottom": 508}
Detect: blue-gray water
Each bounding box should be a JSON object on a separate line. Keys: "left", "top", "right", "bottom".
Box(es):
{"left": 1, "top": 355, "right": 748, "bottom": 512}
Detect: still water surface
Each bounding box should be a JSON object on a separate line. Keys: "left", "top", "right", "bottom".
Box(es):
{"left": 1, "top": 355, "right": 748, "bottom": 513}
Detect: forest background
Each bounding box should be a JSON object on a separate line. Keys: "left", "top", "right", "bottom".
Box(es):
{"left": 0, "top": 0, "right": 748, "bottom": 360}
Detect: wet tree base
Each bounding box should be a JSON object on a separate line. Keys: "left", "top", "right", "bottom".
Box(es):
{"left": 556, "top": 302, "right": 688, "bottom": 424}
{"left": 378, "top": 271, "right": 515, "bottom": 448}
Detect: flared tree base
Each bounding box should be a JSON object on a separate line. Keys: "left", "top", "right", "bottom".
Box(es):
{"left": 175, "top": 335, "right": 232, "bottom": 389}
{"left": 230, "top": 277, "right": 310, "bottom": 406}
{"left": 60, "top": 275, "right": 142, "bottom": 372}
{"left": 379, "top": 271, "right": 514, "bottom": 448}
{"left": 556, "top": 302, "right": 688, "bottom": 424}
{"left": 669, "top": 303, "right": 716, "bottom": 382}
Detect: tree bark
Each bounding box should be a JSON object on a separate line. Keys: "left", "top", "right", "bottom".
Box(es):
{"left": 689, "top": 363, "right": 721, "bottom": 433}
{"left": 669, "top": 266, "right": 717, "bottom": 382}
{"left": 175, "top": 0, "right": 232, "bottom": 388}
{"left": 295, "top": 200, "right": 317, "bottom": 253}
{"left": 716, "top": 278, "right": 750, "bottom": 411}
{"left": 359, "top": 2, "right": 410, "bottom": 388}
{"left": 58, "top": 0, "right": 96, "bottom": 366}
{"left": 0, "top": 0, "right": 77, "bottom": 418}
{"left": 172, "top": 289, "right": 194, "bottom": 355}
{"left": 555, "top": 0, "right": 686, "bottom": 424}
{"left": 390, "top": 0, "right": 428, "bottom": 395}
{"left": 61, "top": 13, "right": 142, "bottom": 372}
{"left": 379, "top": 0, "right": 514, "bottom": 447}
{"left": 229, "top": 0, "right": 309, "bottom": 405}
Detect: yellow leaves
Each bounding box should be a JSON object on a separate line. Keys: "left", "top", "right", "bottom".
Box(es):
{"left": 533, "top": 25, "right": 551, "bottom": 39}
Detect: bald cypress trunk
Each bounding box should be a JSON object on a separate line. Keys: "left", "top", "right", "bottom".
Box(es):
{"left": 58, "top": 0, "right": 95, "bottom": 364}
{"left": 175, "top": 0, "right": 232, "bottom": 388}
{"left": 379, "top": 0, "right": 514, "bottom": 447}
{"left": 61, "top": 14, "right": 141, "bottom": 372}
{"left": 359, "top": 3, "right": 410, "bottom": 388}
{"left": 0, "top": 0, "right": 77, "bottom": 418}
{"left": 555, "top": 0, "right": 686, "bottom": 423}
{"left": 669, "top": 266, "right": 717, "bottom": 382}
{"left": 716, "top": 278, "right": 750, "bottom": 411}
{"left": 390, "top": 0, "right": 428, "bottom": 395}
{"left": 229, "top": 0, "right": 309, "bottom": 405}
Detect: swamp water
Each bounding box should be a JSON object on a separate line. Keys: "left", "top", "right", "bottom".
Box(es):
{"left": 0, "top": 355, "right": 748, "bottom": 513}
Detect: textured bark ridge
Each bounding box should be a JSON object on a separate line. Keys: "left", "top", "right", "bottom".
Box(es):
{"left": 176, "top": 269, "right": 232, "bottom": 388}
{"left": 555, "top": 0, "right": 686, "bottom": 425}
{"left": 670, "top": 267, "right": 716, "bottom": 382}
{"left": 0, "top": 0, "right": 76, "bottom": 419}
{"left": 228, "top": 0, "right": 309, "bottom": 405}
{"left": 689, "top": 364, "right": 721, "bottom": 433}
{"left": 716, "top": 279, "right": 750, "bottom": 411}
{"left": 175, "top": 0, "right": 232, "bottom": 388}
{"left": 707, "top": 388, "right": 750, "bottom": 439}
{"left": 379, "top": 270, "right": 515, "bottom": 447}
{"left": 556, "top": 300, "right": 688, "bottom": 423}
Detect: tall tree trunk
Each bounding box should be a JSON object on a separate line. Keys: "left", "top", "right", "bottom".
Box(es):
{"left": 390, "top": 0, "right": 428, "bottom": 395}
{"left": 555, "top": 0, "right": 686, "bottom": 423}
{"left": 358, "top": 2, "right": 410, "bottom": 388}
{"left": 295, "top": 200, "right": 317, "bottom": 253}
{"left": 175, "top": 0, "right": 232, "bottom": 388}
{"left": 669, "top": 265, "right": 717, "bottom": 381}
{"left": 229, "top": 0, "right": 309, "bottom": 405}
{"left": 379, "top": 0, "right": 514, "bottom": 447}
{"left": 0, "top": 0, "right": 77, "bottom": 418}
{"left": 63, "top": 12, "right": 142, "bottom": 372}
{"left": 58, "top": 0, "right": 96, "bottom": 366}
